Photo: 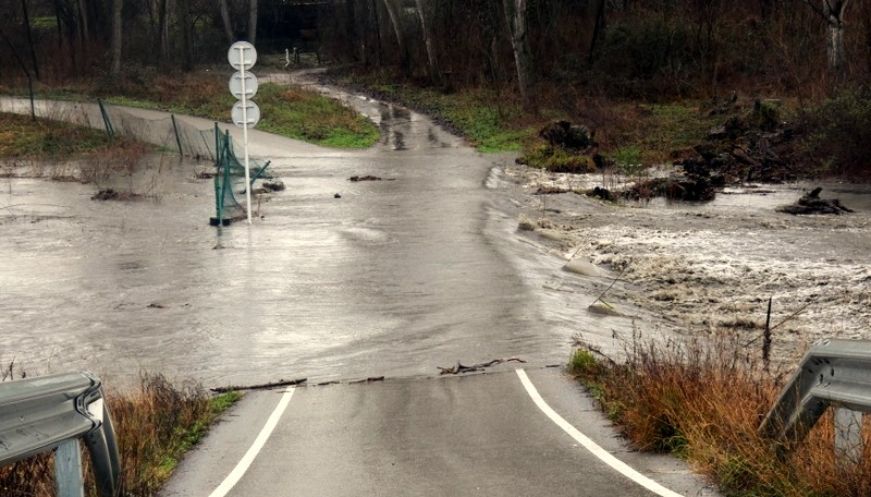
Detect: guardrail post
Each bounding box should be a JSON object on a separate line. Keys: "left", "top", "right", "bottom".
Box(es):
{"left": 55, "top": 439, "right": 84, "bottom": 497}
{"left": 834, "top": 407, "right": 863, "bottom": 467}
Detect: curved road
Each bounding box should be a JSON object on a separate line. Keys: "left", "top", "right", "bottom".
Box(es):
{"left": 1, "top": 82, "right": 713, "bottom": 496}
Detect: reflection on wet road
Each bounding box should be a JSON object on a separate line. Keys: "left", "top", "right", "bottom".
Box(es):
{"left": 0, "top": 83, "right": 585, "bottom": 387}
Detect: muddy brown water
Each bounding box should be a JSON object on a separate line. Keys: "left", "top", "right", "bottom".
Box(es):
{"left": 2, "top": 81, "right": 869, "bottom": 387}
{"left": 1, "top": 85, "right": 649, "bottom": 388}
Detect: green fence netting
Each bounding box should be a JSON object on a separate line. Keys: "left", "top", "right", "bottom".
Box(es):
{"left": 97, "top": 100, "right": 271, "bottom": 225}
{"left": 212, "top": 125, "right": 271, "bottom": 225}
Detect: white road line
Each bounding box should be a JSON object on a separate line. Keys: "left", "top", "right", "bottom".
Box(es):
{"left": 207, "top": 387, "right": 296, "bottom": 497}
{"left": 515, "top": 369, "right": 684, "bottom": 497}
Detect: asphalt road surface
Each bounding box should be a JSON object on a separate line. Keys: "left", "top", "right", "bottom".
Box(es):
{"left": 2, "top": 79, "right": 716, "bottom": 496}
{"left": 161, "top": 368, "right": 715, "bottom": 497}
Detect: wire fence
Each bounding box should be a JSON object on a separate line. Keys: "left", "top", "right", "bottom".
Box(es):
{"left": 95, "top": 100, "right": 271, "bottom": 225}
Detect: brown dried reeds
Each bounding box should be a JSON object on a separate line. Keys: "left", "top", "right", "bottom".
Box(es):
{"left": 0, "top": 373, "right": 239, "bottom": 497}
{"left": 570, "top": 335, "right": 871, "bottom": 496}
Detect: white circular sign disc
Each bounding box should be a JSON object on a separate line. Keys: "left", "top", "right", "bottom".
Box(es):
{"left": 228, "top": 41, "right": 257, "bottom": 71}
{"left": 229, "top": 71, "right": 259, "bottom": 99}
{"left": 232, "top": 101, "right": 261, "bottom": 128}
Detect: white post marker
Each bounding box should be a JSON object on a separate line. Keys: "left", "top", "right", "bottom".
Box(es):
{"left": 228, "top": 41, "right": 260, "bottom": 224}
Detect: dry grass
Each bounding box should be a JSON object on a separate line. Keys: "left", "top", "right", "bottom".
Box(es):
{"left": 569, "top": 336, "right": 871, "bottom": 497}
{"left": 0, "top": 112, "right": 149, "bottom": 186}
{"left": 0, "top": 374, "right": 239, "bottom": 497}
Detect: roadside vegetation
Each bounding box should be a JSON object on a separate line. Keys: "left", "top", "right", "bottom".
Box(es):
{"left": 0, "top": 112, "right": 138, "bottom": 160}
{"left": 0, "top": 372, "right": 239, "bottom": 497}
{"left": 3, "top": 71, "right": 379, "bottom": 149}
{"left": 0, "top": 112, "right": 151, "bottom": 186}
{"left": 336, "top": 68, "right": 728, "bottom": 163}
{"left": 568, "top": 338, "right": 870, "bottom": 497}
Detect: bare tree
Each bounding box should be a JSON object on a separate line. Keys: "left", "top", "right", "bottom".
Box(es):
{"left": 802, "top": 0, "right": 851, "bottom": 72}
{"left": 219, "top": 0, "right": 234, "bottom": 43}
{"left": 178, "top": 0, "right": 193, "bottom": 70}
{"left": 20, "top": 0, "right": 40, "bottom": 80}
{"left": 110, "top": 0, "right": 123, "bottom": 75}
{"left": 414, "top": 0, "right": 440, "bottom": 83}
{"left": 248, "top": 0, "right": 258, "bottom": 44}
{"left": 76, "top": 0, "right": 88, "bottom": 44}
{"left": 381, "top": 0, "right": 408, "bottom": 71}
{"left": 502, "top": 0, "right": 533, "bottom": 106}
{"left": 587, "top": 0, "right": 606, "bottom": 64}
{"left": 157, "top": 0, "right": 169, "bottom": 63}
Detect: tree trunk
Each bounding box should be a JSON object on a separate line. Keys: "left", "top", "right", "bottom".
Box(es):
{"left": 157, "top": 0, "right": 169, "bottom": 63}
{"left": 248, "top": 0, "right": 258, "bottom": 44}
{"left": 219, "top": 0, "right": 234, "bottom": 43}
{"left": 587, "top": 0, "right": 606, "bottom": 64}
{"left": 804, "top": 0, "right": 850, "bottom": 73}
{"left": 827, "top": 21, "right": 845, "bottom": 70}
{"left": 371, "top": 0, "right": 383, "bottom": 66}
{"left": 502, "top": 0, "right": 533, "bottom": 107}
{"left": 77, "top": 0, "right": 88, "bottom": 43}
{"left": 20, "top": 0, "right": 40, "bottom": 80}
{"left": 53, "top": 0, "right": 79, "bottom": 74}
{"left": 53, "top": 0, "right": 63, "bottom": 50}
{"left": 381, "top": 0, "right": 408, "bottom": 71}
{"left": 823, "top": 0, "right": 849, "bottom": 71}
{"left": 178, "top": 0, "right": 193, "bottom": 70}
{"left": 414, "top": 0, "right": 440, "bottom": 83}
{"left": 110, "top": 0, "right": 123, "bottom": 76}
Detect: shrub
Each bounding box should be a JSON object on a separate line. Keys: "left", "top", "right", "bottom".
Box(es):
{"left": 802, "top": 87, "right": 871, "bottom": 178}
{"left": 570, "top": 336, "right": 871, "bottom": 496}
{"left": 0, "top": 374, "right": 239, "bottom": 497}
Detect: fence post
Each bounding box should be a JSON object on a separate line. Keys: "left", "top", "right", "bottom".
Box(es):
{"left": 170, "top": 114, "right": 184, "bottom": 156}
{"left": 835, "top": 407, "right": 863, "bottom": 467}
{"left": 97, "top": 100, "right": 115, "bottom": 139}
{"left": 55, "top": 439, "right": 84, "bottom": 497}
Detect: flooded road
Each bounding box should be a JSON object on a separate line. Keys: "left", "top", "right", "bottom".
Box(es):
{"left": 4, "top": 79, "right": 866, "bottom": 387}
{"left": 0, "top": 87, "right": 612, "bottom": 387}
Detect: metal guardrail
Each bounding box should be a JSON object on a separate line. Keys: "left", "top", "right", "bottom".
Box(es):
{"left": 760, "top": 338, "right": 871, "bottom": 464}
{"left": 0, "top": 372, "right": 121, "bottom": 497}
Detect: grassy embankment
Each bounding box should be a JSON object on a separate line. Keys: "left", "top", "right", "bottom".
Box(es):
{"left": 0, "top": 112, "right": 149, "bottom": 183}
{"left": 568, "top": 339, "right": 871, "bottom": 497}
{"left": 0, "top": 374, "right": 240, "bottom": 497}
{"left": 4, "top": 72, "right": 379, "bottom": 149}
{"left": 338, "top": 69, "right": 870, "bottom": 180}
{"left": 339, "top": 69, "right": 727, "bottom": 168}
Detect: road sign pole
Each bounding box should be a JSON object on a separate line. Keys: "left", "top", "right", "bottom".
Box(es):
{"left": 238, "top": 46, "right": 253, "bottom": 224}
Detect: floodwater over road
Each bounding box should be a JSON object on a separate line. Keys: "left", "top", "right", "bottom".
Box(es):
{"left": 0, "top": 85, "right": 634, "bottom": 387}
{"left": 4, "top": 80, "right": 867, "bottom": 387}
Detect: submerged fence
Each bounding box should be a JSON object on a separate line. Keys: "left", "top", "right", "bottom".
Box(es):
{"left": 95, "top": 100, "right": 271, "bottom": 225}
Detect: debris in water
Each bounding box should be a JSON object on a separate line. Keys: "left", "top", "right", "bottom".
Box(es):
{"left": 587, "top": 186, "right": 615, "bottom": 202}
{"left": 349, "top": 376, "right": 385, "bottom": 384}
{"left": 210, "top": 377, "right": 307, "bottom": 393}
{"left": 776, "top": 187, "right": 854, "bottom": 215}
{"left": 437, "top": 357, "right": 527, "bottom": 375}
{"left": 146, "top": 303, "right": 165, "bottom": 309}
{"left": 588, "top": 301, "right": 623, "bottom": 317}
{"left": 262, "top": 179, "right": 286, "bottom": 192}
{"left": 91, "top": 189, "right": 140, "bottom": 201}
{"left": 349, "top": 175, "right": 383, "bottom": 182}
{"left": 334, "top": 193, "right": 342, "bottom": 199}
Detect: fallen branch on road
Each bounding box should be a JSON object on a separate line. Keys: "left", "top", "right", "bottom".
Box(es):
{"left": 210, "top": 377, "right": 307, "bottom": 393}
{"left": 437, "top": 358, "right": 527, "bottom": 375}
